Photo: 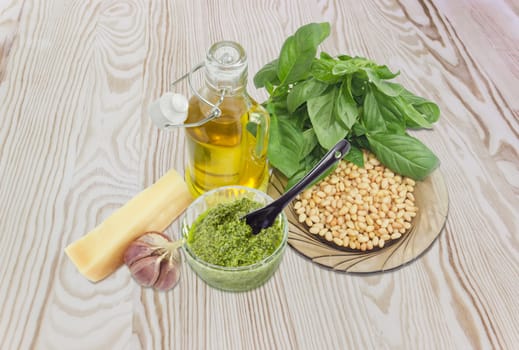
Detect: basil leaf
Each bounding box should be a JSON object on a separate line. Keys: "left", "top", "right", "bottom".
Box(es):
{"left": 287, "top": 78, "right": 328, "bottom": 113}
{"left": 371, "top": 89, "right": 431, "bottom": 132}
{"left": 343, "top": 145, "right": 364, "bottom": 168}
{"left": 366, "top": 69, "right": 403, "bottom": 96}
{"left": 332, "top": 60, "right": 359, "bottom": 76}
{"left": 353, "top": 135, "right": 370, "bottom": 150}
{"left": 311, "top": 58, "right": 342, "bottom": 84}
{"left": 372, "top": 89, "right": 406, "bottom": 134}
{"left": 351, "top": 57, "right": 375, "bottom": 68}
{"left": 254, "top": 59, "right": 280, "bottom": 88}
{"left": 379, "top": 104, "right": 406, "bottom": 134}
{"left": 286, "top": 171, "right": 305, "bottom": 190}
{"left": 413, "top": 101, "right": 440, "bottom": 124}
{"left": 352, "top": 122, "right": 367, "bottom": 137}
{"left": 320, "top": 52, "right": 335, "bottom": 60}
{"left": 267, "top": 115, "right": 303, "bottom": 178}
{"left": 374, "top": 65, "right": 399, "bottom": 79}
{"left": 267, "top": 97, "right": 287, "bottom": 112}
{"left": 334, "top": 77, "right": 358, "bottom": 130}
{"left": 351, "top": 73, "right": 368, "bottom": 99}
{"left": 307, "top": 89, "right": 348, "bottom": 149}
{"left": 271, "top": 84, "right": 290, "bottom": 99}
{"left": 338, "top": 54, "right": 353, "bottom": 61}
{"left": 363, "top": 89, "right": 387, "bottom": 133}
{"left": 401, "top": 89, "right": 440, "bottom": 124}
{"left": 367, "top": 133, "right": 439, "bottom": 180}
{"left": 400, "top": 88, "right": 431, "bottom": 105}
{"left": 286, "top": 147, "right": 328, "bottom": 190}
{"left": 292, "top": 108, "right": 311, "bottom": 130}
{"left": 300, "top": 128, "right": 318, "bottom": 159}
{"left": 264, "top": 81, "right": 275, "bottom": 95}
{"left": 395, "top": 96, "right": 433, "bottom": 129}
{"left": 277, "top": 22, "right": 330, "bottom": 85}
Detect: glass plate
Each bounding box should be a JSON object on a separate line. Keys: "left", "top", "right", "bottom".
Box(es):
{"left": 267, "top": 169, "right": 448, "bottom": 273}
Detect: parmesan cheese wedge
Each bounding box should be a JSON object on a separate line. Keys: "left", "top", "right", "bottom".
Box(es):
{"left": 65, "top": 169, "right": 193, "bottom": 282}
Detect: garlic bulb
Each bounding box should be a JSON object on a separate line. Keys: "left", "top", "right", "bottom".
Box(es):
{"left": 124, "top": 232, "right": 182, "bottom": 291}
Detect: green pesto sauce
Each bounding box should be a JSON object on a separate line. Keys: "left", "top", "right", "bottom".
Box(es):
{"left": 187, "top": 198, "right": 283, "bottom": 267}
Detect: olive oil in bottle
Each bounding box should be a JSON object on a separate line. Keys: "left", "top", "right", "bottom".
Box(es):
{"left": 184, "top": 41, "right": 270, "bottom": 197}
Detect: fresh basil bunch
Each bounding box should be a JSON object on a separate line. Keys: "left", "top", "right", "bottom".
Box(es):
{"left": 254, "top": 22, "right": 440, "bottom": 188}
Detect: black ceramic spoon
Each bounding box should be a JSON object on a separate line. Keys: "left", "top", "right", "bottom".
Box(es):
{"left": 244, "top": 139, "right": 351, "bottom": 234}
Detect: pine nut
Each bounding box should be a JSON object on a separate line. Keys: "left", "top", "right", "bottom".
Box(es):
{"left": 391, "top": 232, "right": 402, "bottom": 240}
{"left": 309, "top": 226, "right": 320, "bottom": 234}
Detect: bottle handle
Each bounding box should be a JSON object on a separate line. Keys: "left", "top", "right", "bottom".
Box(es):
{"left": 247, "top": 110, "right": 269, "bottom": 158}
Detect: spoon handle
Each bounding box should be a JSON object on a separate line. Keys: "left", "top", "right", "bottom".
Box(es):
{"left": 275, "top": 139, "right": 351, "bottom": 210}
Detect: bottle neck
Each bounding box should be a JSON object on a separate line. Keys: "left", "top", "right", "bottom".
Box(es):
{"left": 204, "top": 41, "right": 248, "bottom": 95}
{"left": 203, "top": 80, "right": 247, "bottom": 97}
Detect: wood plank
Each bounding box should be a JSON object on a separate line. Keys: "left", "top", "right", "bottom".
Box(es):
{"left": 0, "top": 0, "right": 517, "bottom": 349}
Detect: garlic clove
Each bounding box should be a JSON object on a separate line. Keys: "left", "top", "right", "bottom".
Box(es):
{"left": 128, "top": 255, "right": 163, "bottom": 287}
{"left": 124, "top": 241, "right": 160, "bottom": 267}
{"left": 154, "top": 257, "right": 181, "bottom": 291}
{"left": 136, "top": 231, "right": 171, "bottom": 246}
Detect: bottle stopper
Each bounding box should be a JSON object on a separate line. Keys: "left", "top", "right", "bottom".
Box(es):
{"left": 149, "top": 92, "right": 189, "bottom": 129}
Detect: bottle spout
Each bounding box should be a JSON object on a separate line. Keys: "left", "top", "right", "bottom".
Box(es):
{"left": 149, "top": 92, "right": 189, "bottom": 129}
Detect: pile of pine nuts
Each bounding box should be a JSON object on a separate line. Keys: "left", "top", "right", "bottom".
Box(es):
{"left": 293, "top": 151, "right": 418, "bottom": 251}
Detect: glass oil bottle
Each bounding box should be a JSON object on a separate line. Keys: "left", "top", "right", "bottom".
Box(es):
{"left": 149, "top": 41, "right": 270, "bottom": 197}
{"left": 184, "top": 41, "right": 269, "bottom": 196}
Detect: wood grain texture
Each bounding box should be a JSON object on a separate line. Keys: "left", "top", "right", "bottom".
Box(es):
{"left": 0, "top": 0, "right": 517, "bottom": 349}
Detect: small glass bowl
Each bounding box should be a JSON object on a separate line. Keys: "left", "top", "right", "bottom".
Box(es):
{"left": 181, "top": 186, "right": 288, "bottom": 292}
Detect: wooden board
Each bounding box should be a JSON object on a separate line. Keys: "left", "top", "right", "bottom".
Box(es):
{"left": 0, "top": 0, "right": 517, "bottom": 349}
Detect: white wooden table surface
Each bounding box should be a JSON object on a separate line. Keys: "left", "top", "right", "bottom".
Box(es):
{"left": 1, "top": 0, "right": 518, "bottom": 349}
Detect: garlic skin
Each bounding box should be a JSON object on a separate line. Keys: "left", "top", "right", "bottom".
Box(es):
{"left": 124, "top": 232, "right": 182, "bottom": 291}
